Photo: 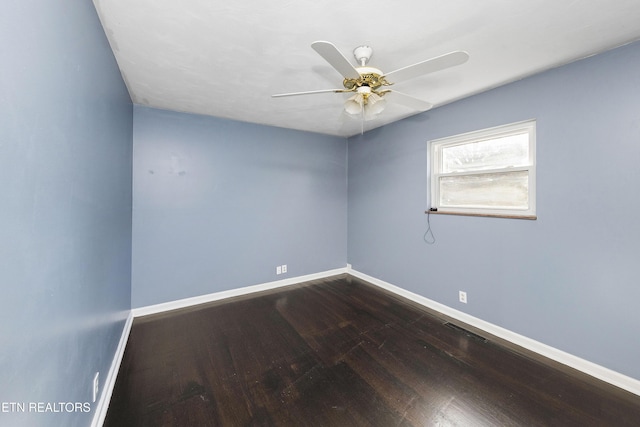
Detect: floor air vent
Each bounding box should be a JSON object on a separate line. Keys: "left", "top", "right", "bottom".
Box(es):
{"left": 443, "top": 322, "right": 488, "bottom": 343}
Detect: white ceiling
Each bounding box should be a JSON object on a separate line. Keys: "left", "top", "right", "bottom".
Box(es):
{"left": 93, "top": 0, "right": 640, "bottom": 137}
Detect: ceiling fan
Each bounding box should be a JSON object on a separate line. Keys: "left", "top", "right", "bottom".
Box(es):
{"left": 272, "top": 41, "right": 469, "bottom": 121}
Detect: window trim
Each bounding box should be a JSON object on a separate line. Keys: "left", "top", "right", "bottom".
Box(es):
{"left": 428, "top": 120, "right": 536, "bottom": 220}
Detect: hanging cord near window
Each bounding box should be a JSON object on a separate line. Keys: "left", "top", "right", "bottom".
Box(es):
{"left": 424, "top": 208, "right": 436, "bottom": 244}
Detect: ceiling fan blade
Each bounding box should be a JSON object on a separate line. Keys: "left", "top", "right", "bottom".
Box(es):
{"left": 272, "top": 88, "right": 348, "bottom": 98}
{"left": 311, "top": 41, "right": 361, "bottom": 80}
{"left": 384, "top": 90, "right": 433, "bottom": 111}
{"left": 383, "top": 51, "right": 469, "bottom": 83}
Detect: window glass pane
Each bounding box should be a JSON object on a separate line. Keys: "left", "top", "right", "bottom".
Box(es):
{"left": 439, "top": 170, "right": 529, "bottom": 209}
{"left": 441, "top": 133, "right": 529, "bottom": 173}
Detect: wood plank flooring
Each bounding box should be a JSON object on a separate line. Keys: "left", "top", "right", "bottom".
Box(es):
{"left": 104, "top": 274, "right": 640, "bottom": 426}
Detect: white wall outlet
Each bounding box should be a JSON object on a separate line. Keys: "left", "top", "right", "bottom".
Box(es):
{"left": 276, "top": 266, "right": 282, "bottom": 275}
{"left": 92, "top": 372, "right": 99, "bottom": 403}
{"left": 459, "top": 291, "right": 468, "bottom": 304}
{"left": 282, "top": 264, "right": 287, "bottom": 273}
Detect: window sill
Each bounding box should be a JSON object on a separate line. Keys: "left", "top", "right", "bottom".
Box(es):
{"left": 425, "top": 210, "right": 537, "bottom": 220}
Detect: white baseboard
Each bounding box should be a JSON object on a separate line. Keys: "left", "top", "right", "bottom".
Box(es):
{"left": 91, "top": 311, "right": 134, "bottom": 427}
{"left": 132, "top": 267, "right": 349, "bottom": 318}
{"left": 348, "top": 267, "right": 640, "bottom": 397}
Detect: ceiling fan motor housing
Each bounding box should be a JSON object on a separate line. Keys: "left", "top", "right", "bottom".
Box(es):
{"left": 343, "top": 66, "right": 388, "bottom": 91}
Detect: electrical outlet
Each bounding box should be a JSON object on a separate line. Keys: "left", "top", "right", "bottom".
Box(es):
{"left": 459, "top": 291, "right": 467, "bottom": 304}
{"left": 276, "top": 266, "right": 282, "bottom": 275}
{"left": 92, "top": 372, "right": 99, "bottom": 403}
{"left": 282, "top": 264, "right": 287, "bottom": 274}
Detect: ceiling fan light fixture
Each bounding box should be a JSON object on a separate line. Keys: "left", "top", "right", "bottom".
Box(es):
{"left": 366, "top": 92, "right": 386, "bottom": 116}
{"left": 344, "top": 93, "right": 364, "bottom": 115}
{"left": 344, "top": 86, "right": 386, "bottom": 117}
{"left": 345, "top": 86, "right": 375, "bottom": 116}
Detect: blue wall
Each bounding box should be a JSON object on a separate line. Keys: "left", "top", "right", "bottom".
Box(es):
{"left": 132, "top": 106, "right": 347, "bottom": 308}
{"left": 348, "top": 41, "right": 640, "bottom": 380}
{"left": 0, "top": 1, "right": 132, "bottom": 426}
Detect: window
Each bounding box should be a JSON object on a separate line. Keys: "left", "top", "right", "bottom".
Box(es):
{"left": 429, "top": 120, "right": 536, "bottom": 219}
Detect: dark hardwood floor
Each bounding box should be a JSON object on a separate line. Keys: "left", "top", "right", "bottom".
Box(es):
{"left": 105, "top": 274, "right": 640, "bottom": 426}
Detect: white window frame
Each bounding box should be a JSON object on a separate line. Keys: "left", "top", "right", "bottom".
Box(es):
{"left": 429, "top": 120, "right": 536, "bottom": 219}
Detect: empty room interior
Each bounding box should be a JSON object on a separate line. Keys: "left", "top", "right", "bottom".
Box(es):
{"left": 3, "top": 1, "right": 640, "bottom": 426}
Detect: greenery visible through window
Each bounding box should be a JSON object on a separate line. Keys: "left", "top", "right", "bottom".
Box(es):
{"left": 429, "top": 120, "right": 536, "bottom": 219}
